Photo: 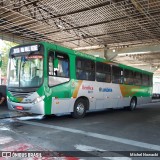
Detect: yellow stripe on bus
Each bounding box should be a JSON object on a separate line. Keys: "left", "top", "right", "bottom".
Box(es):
{"left": 120, "top": 84, "right": 140, "bottom": 97}
{"left": 72, "top": 80, "right": 83, "bottom": 98}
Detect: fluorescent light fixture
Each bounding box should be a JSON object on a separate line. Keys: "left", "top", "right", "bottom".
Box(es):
{"left": 130, "top": 63, "right": 148, "bottom": 66}
{"left": 94, "top": 55, "right": 100, "bottom": 57}
{"left": 57, "top": 24, "right": 63, "bottom": 29}
{"left": 74, "top": 45, "right": 102, "bottom": 50}
{"left": 118, "top": 51, "right": 152, "bottom": 56}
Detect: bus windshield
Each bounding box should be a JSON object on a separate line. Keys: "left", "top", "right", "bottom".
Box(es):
{"left": 8, "top": 55, "right": 43, "bottom": 88}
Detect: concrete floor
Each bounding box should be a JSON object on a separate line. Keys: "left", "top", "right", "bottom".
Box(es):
{"left": 0, "top": 102, "right": 160, "bottom": 160}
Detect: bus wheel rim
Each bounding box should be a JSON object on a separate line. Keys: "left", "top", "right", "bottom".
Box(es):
{"left": 131, "top": 100, "right": 136, "bottom": 108}
{"left": 76, "top": 103, "right": 85, "bottom": 115}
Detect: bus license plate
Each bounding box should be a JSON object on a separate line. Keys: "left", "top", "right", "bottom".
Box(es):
{"left": 16, "top": 106, "right": 24, "bottom": 110}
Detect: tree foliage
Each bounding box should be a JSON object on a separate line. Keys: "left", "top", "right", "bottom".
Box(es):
{"left": 0, "top": 40, "right": 17, "bottom": 76}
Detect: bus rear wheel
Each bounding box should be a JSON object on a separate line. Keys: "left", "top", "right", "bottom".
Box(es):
{"left": 71, "top": 99, "right": 87, "bottom": 118}
{"left": 128, "top": 97, "right": 137, "bottom": 111}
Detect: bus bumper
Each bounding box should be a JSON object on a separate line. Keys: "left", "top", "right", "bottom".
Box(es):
{"left": 7, "top": 100, "right": 45, "bottom": 114}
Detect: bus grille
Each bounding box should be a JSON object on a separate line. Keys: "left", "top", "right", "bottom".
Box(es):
{"left": 8, "top": 91, "right": 34, "bottom": 99}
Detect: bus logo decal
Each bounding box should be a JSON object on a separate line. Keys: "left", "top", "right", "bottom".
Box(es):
{"left": 99, "top": 87, "right": 112, "bottom": 92}
{"left": 82, "top": 85, "right": 94, "bottom": 90}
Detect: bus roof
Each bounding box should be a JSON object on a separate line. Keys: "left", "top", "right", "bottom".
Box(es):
{"left": 44, "top": 41, "right": 153, "bottom": 75}
{"left": 12, "top": 41, "right": 153, "bottom": 75}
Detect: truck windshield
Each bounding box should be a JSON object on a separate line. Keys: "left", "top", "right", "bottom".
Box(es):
{"left": 8, "top": 55, "right": 43, "bottom": 88}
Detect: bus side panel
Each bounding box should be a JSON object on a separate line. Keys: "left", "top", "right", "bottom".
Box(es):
{"left": 71, "top": 80, "right": 96, "bottom": 110}
{"left": 119, "top": 84, "right": 152, "bottom": 106}
{"left": 49, "top": 82, "right": 72, "bottom": 114}
{"left": 74, "top": 81, "right": 124, "bottom": 110}
{"left": 52, "top": 98, "right": 72, "bottom": 114}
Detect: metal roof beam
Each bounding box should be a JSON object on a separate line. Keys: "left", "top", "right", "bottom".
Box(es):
{"left": 44, "top": 10, "right": 160, "bottom": 35}
{"left": 62, "top": 25, "right": 160, "bottom": 44}
{"left": 43, "top": 1, "right": 111, "bottom": 19}
{"left": 12, "top": 0, "right": 39, "bottom": 12}
{"left": 37, "top": 0, "right": 124, "bottom": 21}
{"left": 33, "top": 2, "right": 97, "bottom": 45}
{"left": 45, "top": 16, "right": 128, "bottom": 35}
{"left": 60, "top": 28, "right": 143, "bottom": 43}
{"left": 0, "top": 30, "right": 31, "bottom": 44}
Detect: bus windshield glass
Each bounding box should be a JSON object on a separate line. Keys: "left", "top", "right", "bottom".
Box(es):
{"left": 8, "top": 55, "right": 43, "bottom": 88}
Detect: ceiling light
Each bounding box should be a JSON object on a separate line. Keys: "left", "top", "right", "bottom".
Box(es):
{"left": 74, "top": 45, "right": 102, "bottom": 50}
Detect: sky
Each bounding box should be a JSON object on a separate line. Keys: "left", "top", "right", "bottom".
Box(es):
{"left": 0, "top": 39, "right": 5, "bottom": 46}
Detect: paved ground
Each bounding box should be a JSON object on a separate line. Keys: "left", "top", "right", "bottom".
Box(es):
{"left": 0, "top": 106, "right": 25, "bottom": 119}
{"left": 0, "top": 102, "right": 160, "bottom": 160}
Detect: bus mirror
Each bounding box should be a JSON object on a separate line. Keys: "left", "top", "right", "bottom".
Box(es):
{"left": 54, "top": 58, "right": 58, "bottom": 68}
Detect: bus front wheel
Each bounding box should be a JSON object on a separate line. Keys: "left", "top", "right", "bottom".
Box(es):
{"left": 128, "top": 97, "right": 137, "bottom": 111}
{"left": 71, "top": 99, "right": 87, "bottom": 118}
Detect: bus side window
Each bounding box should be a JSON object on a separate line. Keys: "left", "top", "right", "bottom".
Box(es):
{"left": 48, "top": 51, "right": 70, "bottom": 86}
{"left": 96, "top": 62, "right": 111, "bottom": 83}
{"left": 49, "top": 57, "right": 54, "bottom": 76}
{"left": 124, "top": 69, "right": 133, "bottom": 85}
{"left": 149, "top": 75, "right": 153, "bottom": 86}
{"left": 81, "top": 71, "right": 87, "bottom": 80}
{"left": 76, "top": 57, "right": 95, "bottom": 81}
{"left": 62, "top": 61, "right": 68, "bottom": 77}
{"left": 112, "top": 66, "right": 123, "bottom": 84}
{"left": 134, "top": 72, "right": 142, "bottom": 85}
{"left": 142, "top": 74, "right": 149, "bottom": 86}
{"left": 53, "top": 53, "right": 69, "bottom": 78}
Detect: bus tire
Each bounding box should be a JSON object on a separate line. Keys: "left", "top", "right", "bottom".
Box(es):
{"left": 128, "top": 97, "right": 137, "bottom": 111}
{"left": 71, "top": 98, "right": 87, "bottom": 118}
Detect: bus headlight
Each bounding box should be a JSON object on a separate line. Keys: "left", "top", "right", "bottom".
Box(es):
{"left": 33, "top": 96, "right": 45, "bottom": 104}
{"left": 7, "top": 96, "right": 11, "bottom": 102}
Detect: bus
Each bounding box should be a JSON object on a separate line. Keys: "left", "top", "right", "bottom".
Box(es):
{"left": 7, "top": 42, "right": 153, "bottom": 118}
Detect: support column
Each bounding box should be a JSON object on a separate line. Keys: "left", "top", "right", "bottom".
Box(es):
{"left": 104, "top": 45, "right": 118, "bottom": 60}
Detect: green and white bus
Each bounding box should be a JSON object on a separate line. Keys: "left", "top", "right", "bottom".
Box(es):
{"left": 7, "top": 42, "right": 153, "bottom": 118}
